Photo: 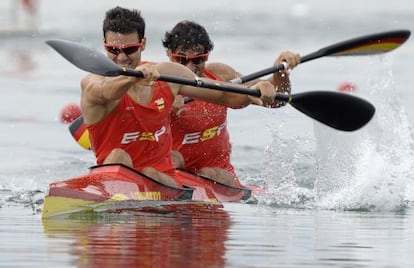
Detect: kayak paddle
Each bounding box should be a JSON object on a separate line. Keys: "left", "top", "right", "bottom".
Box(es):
{"left": 46, "top": 39, "right": 375, "bottom": 149}
{"left": 231, "top": 29, "right": 411, "bottom": 83}
{"left": 182, "top": 29, "right": 411, "bottom": 104}
{"left": 65, "top": 29, "right": 409, "bottom": 150}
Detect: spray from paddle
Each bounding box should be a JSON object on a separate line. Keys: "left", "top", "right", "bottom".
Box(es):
{"left": 314, "top": 58, "right": 414, "bottom": 211}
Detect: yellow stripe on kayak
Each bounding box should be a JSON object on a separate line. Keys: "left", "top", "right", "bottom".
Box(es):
{"left": 42, "top": 195, "right": 96, "bottom": 218}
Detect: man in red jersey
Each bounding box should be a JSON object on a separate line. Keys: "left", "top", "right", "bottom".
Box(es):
{"left": 81, "top": 7, "right": 281, "bottom": 188}
{"left": 163, "top": 21, "right": 300, "bottom": 186}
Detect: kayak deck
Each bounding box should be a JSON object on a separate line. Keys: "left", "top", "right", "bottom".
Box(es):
{"left": 42, "top": 164, "right": 251, "bottom": 218}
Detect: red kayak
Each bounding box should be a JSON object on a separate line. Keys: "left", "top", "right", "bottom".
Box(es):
{"left": 42, "top": 164, "right": 251, "bottom": 218}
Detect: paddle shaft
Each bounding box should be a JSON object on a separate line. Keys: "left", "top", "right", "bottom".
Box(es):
{"left": 120, "top": 68, "right": 271, "bottom": 98}
{"left": 229, "top": 51, "right": 325, "bottom": 83}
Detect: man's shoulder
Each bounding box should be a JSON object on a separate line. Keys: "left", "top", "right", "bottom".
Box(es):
{"left": 206, "top": 62, "right": 232, "bottom": 71}
{"left": 205, "top": 62, "right": 237, "bottom": 81}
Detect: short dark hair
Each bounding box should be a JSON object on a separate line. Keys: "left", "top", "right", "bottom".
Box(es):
{"left": 162, "top": 20, "right": 214, "bottom": 53}
{"left": 103, "top": 6, "right": 145, "bottom": 40}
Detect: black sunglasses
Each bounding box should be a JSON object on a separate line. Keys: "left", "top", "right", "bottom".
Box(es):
{"left": 104, "top": 42, "right": 143, "bottom": 55}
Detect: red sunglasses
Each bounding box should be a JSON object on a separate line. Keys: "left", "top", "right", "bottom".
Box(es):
{"left": 104, "top": 42, "right": 143, "bottom": 55}
{"left": 170, "top": 52, "right": 209, "bottom": 65}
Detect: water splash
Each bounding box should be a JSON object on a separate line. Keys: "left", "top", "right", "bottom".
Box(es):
{"left": 258, "top": 56, "right": 414, "bottom": 212}
{"left": 257, "top": 121, "right": 316, "bottom": 208}
{"left": 314, "top": 56, "right": 414, "bottom": 212}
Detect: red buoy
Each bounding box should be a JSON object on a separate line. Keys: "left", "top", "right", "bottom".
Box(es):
{"left": 60, "top": 103, "right": 82, "bottom": 124}
{"left": 337, "top": 81, "right": 357, "bottom": 92}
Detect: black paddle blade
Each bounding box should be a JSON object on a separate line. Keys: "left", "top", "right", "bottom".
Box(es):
{"left": 288, "top": 91, "right": 375, "bottom": 131}
{"left": 46, "top": 39, "right": 123, "bottom": 76}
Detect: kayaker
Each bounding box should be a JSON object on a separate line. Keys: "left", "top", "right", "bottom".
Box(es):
{"left": 80, "top": 6, "right": 280, "bottom": 188}
{"left": 163, "top": 21, "right": 300, "bottom": 186}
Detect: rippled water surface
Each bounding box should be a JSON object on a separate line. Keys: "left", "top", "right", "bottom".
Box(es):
{"left": 1, "top": 0, "right": 414, "bottom": 267}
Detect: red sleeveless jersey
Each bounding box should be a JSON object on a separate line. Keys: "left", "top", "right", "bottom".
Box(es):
{"left": 88, "top": 81, "right": 175, "bottom": 176}
{"left": 170, "top": 69, "right": 238, "bottom": 180}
